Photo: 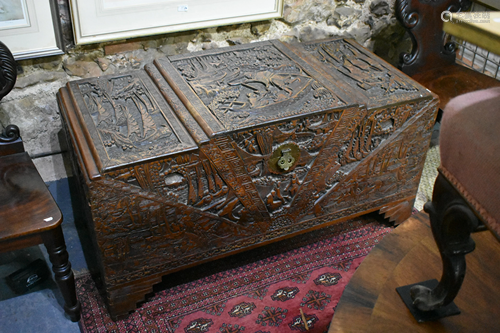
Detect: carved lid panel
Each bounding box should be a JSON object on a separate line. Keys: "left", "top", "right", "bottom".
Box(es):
{"left": 156, "top": 40, "right": 356, "bottom": 135}
{"left": 295, "top": 38, "right": 429, "bottom": 108}
{"left": 66, "top": 70, "right": 199, "bottom": 173}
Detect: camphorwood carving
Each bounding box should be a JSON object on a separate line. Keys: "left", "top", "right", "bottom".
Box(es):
{"left": 57, "top": 38, "right": 438, "bottom": 319}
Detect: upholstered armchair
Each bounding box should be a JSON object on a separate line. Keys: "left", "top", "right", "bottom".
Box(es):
{"left": 403, "top": 87, "right": 500, "bottom": 319}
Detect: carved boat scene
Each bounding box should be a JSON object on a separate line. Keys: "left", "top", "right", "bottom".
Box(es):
{"left": 74, "top": 72, "right": 197, "bottom": 169}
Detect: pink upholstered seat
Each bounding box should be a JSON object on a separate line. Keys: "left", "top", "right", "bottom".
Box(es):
{"left": 439, "top": 87, "right": 500, "bottom": 240}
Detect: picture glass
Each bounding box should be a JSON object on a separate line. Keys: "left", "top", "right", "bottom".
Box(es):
{"left": 0, "top": 0, "right": 30, "bottom": 30}
{"left": 70, "top": 0, "right": 283, "bottom": 44}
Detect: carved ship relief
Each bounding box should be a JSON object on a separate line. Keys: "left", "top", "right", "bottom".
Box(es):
{"left": 75, "top": 72, "right": 197, "bottom": 169}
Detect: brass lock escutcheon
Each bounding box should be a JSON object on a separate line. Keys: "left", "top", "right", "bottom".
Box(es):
{"left": 278, "top": 148, "right": 294, "bottom": 171}
{"left": 269, "top": 143, "right": 300, "bottom": 174}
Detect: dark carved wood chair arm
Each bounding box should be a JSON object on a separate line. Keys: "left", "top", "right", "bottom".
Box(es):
{"left": 0, "top": 41, "right": 17, "bottom": 101}
{"left": 0, "top": 42, "right": 22, "bottom": 155}
{"left": 395, "top": 0, "right": 500, "bottom": 111}
{"left": 398, "top": 87, "right": 500, "bottom": 322}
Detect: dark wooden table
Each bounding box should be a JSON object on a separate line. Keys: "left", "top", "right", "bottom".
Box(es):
{"left": 328, "top": 212, "right": 500, "bottom": 332}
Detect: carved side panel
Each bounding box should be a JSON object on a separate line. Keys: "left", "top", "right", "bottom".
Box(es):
{"left": 89, "top": 176, "right": 262, "bottom": 286}
{"left": 171, "top": 43, "right": 346, "bottom": 131}
{"left": 314, "top": 98, "right": 438, "bottom": 217}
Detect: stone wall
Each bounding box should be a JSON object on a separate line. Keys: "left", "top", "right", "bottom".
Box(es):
{"left": 0, "top": 0, "right": 408, "bottom": 181}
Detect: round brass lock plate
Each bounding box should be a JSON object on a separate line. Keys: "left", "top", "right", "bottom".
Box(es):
{"left": 269, "top": 143, "right": 300, "bottom": 174}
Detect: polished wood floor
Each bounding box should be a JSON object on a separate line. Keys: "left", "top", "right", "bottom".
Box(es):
{"left": 329, "top": 212, "right": 500, "bottom": 332}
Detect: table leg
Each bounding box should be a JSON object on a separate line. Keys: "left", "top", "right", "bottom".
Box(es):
{"left": 43, "top": 225, "right": 81, "bottom": 322}
{"left": 397, "top": 174, "right": 479, "bottom": 322}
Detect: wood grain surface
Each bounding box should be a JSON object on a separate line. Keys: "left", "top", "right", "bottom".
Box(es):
{"left": 57, "top": 37, "right": 438, "bottom": 318}
{"left": 328, "top": 212, "right": 500, "bottom": 332}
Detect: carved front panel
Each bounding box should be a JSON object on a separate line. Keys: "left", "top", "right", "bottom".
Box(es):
{"left": 230, "top": 109, "right": 344, "bottom": 217}
{"left": 87, "top": 97, "right": 436, "bottom": 288}
{"left": 170, "top": 42, "right": 347, "bottom": 131}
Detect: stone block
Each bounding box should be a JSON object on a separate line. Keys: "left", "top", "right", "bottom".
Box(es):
{"left": 63, "top": 58, "right": 103, "bottom": 78}
{"left": 370, "top": 0, "right": 390, "bottom": 17}
{"left": 104, "top": 42, "right": 143, "bottom": 55}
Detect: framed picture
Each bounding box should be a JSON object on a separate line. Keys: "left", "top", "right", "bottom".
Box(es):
{"left": 69, "top": 0, "right": 284, "bottom": 45}
{"left": 0, "top": 0, "right": 64, "bottom": 60}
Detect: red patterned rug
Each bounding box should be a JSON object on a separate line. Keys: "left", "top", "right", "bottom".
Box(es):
{"left": 76, "top": 216, "right": 391, "bottom": 333}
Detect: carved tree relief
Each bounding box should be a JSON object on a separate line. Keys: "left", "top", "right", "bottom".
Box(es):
{"left": 302, "top": 40, "right": 418, "bottom": 98}
{"left": 78, "top": 74, "right": 190, "bottom": 167}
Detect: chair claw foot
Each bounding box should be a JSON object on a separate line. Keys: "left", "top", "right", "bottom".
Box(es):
{"left": 410, "top": 284, "right": 442, "bottom": 311}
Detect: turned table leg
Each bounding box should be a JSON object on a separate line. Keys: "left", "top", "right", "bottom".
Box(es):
{"left": 42, "top": 225, "right": 81, "bottom": 322}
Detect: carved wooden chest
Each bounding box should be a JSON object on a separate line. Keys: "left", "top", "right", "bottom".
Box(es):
{"left": 57, "top": 38, "right": 438, "bottom": 319}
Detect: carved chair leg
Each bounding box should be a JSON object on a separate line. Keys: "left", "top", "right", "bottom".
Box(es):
{"left": 42, "top": 225, "right": 81, "bottom": 322}
{"left": 399, "top": 173, "right": 479, "bottom": 320}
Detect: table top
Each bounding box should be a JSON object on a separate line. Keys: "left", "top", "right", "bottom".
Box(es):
{"left": 0, "top": 152, "right": 62, "bottom": 242}
{"left": 443, "top": 11, "right": 500, "bottom": 55}
{"left": 328, "top": 212, "right": 500, "bottom": 332}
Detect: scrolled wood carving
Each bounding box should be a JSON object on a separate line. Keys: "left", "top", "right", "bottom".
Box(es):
{"left": 0, "top": 124, "right": 20, "bottom": 143}
{"left": 395, "top": 0, "right": 471, "bottom": 75}
{"left": 0, "top": 41, "right": 16, "bottom": 101}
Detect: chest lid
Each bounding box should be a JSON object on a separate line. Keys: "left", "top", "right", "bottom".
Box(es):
{"left": 63, "top": 70, "right": 202, "bottom": 173}
{"left": 291, "top": 38, "right": 430, "bottom": 109}
{"left": 154, "top": 40, "right": 357, "bottom": 136}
